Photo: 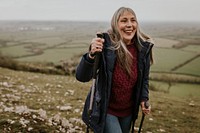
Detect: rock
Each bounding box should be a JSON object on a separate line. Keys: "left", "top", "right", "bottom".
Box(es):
{"left": 60, "top": 106, "right": 72, "bottom": 111}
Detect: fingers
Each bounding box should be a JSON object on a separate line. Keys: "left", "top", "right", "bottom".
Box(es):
{"left": 90, "top": 37, "right": 104, "bottom": 55}
{"left": 142, "top": 106, "right": 151, "bottom": 115}
{"left": 141, "top": 101, "right": 151, "bottom": 115}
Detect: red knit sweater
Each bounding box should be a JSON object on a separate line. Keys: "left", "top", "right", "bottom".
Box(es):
{"left": 107, "top": 44, "right": 138, "bottom": 117}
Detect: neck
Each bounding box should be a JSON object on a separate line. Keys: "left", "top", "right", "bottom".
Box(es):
{"left": 126, "top": 41, "right": 134, "bottom": 46}
{"left": 123, "top": 39, "right": 133, "bottom": 45}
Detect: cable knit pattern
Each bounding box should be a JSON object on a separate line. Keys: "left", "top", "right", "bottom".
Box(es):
{"left": 108, "top": 44, "right": 138, "bottom": 117}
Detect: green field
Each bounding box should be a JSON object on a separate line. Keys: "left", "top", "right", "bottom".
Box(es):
{"left": 16, "top": 47, "right": 87, "bottom": 63}
{"left": 150, "top": 81, "right": 200, "bottom": 97}
{"left": 181, "top": 44, "right": 200, "bottom": 53}
{"left": 175, "top": 57, "right": 200, "bottom": 76}
{"left": 151, "top": 48, "right": 198, "bottom": 73}
{"left": 0, "top": 44, "right": 32, "bottom": 57}
{"left": 0, "top": 21, "right": 199, "bottom": 76}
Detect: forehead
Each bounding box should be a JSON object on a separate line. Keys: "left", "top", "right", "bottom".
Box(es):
{"left": 119, "top": 11, "right": 135, "bottom": 19}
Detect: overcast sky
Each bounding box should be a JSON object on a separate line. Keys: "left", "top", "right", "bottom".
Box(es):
{"left": 0, "top": 0, "right": 199, "bottom": 22}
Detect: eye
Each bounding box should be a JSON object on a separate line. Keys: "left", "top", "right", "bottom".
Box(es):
{"left": 120, "top": 18, "right": 127, "bottom": 23}
{"left": 131, "top": 18, "right": 136, "bottom": 22}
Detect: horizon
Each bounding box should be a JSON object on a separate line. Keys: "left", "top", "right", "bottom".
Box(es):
{"left": 0, "top": 19, "right": 200, "bottom": 23}
{"left": 0, "top": 0, "right": 200, "bottom": 22}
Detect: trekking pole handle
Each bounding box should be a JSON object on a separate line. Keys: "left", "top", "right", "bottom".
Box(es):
{"left": 144, "top": 101, "right": 150, "bottom": 109}
{"left": 92, "top": 33, "right": 103, "bottom": 79}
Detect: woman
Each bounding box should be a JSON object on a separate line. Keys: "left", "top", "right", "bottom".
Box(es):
{"left": 76, "top": 7, "right": 153, "bottom": 133}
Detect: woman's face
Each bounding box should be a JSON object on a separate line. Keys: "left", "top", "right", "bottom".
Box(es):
{"left": 117, "top": 11, "right": 137, "bottom": 45}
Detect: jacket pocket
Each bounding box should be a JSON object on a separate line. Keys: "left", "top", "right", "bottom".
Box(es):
{"left": 90, "top": 88, "right": 101, "bottom": 123}
{"left": 82, "top": 86, "right": 102, "bottom": 125}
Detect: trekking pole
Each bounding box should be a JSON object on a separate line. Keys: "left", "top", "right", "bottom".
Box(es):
{"left": 87, "top": 33, "right": 103, "bottom": 133}
{"left": 138, "top": 101, "right": 150, "bottom": 133}
{"left": 89, "top": 33, "right": 103, "bottom": 113}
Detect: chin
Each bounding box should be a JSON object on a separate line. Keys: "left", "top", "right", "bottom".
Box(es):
{"left": 124, "top": 37, "right": 133, "bottom": 41}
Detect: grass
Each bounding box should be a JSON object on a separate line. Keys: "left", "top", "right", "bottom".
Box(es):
{"left": 170, "top": 83, "right": 200, "bottom": 97}
{"left": 0, "top": 67, "right": 90, "bottom": 132}
{"left": 0, "top": 67, "right": 200, "bottom": 132}
{"left": 141, "top": 91, "right": 200, "bottom": 133}
{"left": 151, "top": 47, "right": 198, "bottom": 73}
{"left": 175, "top": 57, "right": 200, "bottom": 76}
{"left": 16, "top": 47, "right": 87, "bottom": 63}
{"left": 0, "top": 44, "right": 32, "bottom": 57}
{"left": 150, "top": 81, "right": 200, "bottom": 97}
{"left": 181, "top": 44, "right": 200, "bottom": 53}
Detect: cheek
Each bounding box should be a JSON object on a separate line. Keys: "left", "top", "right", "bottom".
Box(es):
{"left": 132, "top": 23, "right": 137, "bottom": 30}
{"left": 118, "top": 23, "right": 125, "bottom": 31}
{"left": 117, "top": 26, "right": 124, "bottom": 36}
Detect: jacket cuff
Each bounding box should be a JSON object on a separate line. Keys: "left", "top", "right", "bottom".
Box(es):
{"left": 141, "top": 98, "right": 148, "bottom": 102}
{"left": 85, "top": 53, "right": 95, "bottom": 63}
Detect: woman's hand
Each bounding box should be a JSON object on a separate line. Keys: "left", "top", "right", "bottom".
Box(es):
{"left": 141, "top": 101, "right": 151, "bottom": 115}
{"left": 89, "top": 36, "right": 104, "bottom": 59}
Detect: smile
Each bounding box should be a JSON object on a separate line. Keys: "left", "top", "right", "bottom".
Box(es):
{"left": 124, "top": 30, "right": 133, "bottom": 34}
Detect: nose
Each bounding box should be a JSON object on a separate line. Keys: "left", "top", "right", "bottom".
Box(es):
{"left": 126, "top": 20, "right": 132, "bottom": 27}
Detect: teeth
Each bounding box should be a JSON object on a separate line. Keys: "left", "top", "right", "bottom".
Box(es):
{"left": 125, "top": 30, "right": 132, "bottom": 33}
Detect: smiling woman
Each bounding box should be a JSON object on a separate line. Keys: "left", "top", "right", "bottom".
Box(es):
{"left": 76, "top": 7, "right": 154, "bottom": 133}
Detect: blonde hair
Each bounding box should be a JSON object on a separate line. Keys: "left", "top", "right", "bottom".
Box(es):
{"left": 108, "top": 7, "right": 154, "bottom": 76}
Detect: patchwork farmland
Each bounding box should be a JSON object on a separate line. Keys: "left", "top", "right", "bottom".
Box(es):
{"left": 0, "top": 21, "right": 200, "bottom": 132}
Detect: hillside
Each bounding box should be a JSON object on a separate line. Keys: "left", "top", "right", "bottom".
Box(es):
{"left": 0, "top": 67, "right": 200, "bottom": 133}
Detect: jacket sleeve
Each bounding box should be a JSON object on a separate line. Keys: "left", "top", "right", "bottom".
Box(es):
{"left": 75, "top": 53, "right": 94, "bottom": 82}
{"left": 141, "top": 44, "right": 153, "bottom": 101}
{"left": 141, "top": 54, "right": 150, "bottom": 101}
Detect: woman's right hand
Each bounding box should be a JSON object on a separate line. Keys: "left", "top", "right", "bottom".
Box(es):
{"left": 89, "top": 36, "right": 104, "bottom": 59}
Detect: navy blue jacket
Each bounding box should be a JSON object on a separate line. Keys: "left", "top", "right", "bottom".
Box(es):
{"left": 76, "top": 33, "right": 153, "bottom": 133}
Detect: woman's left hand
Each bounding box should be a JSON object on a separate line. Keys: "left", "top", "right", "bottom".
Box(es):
{"left": 141, "top": 101, "right": 151, "bottom": 115}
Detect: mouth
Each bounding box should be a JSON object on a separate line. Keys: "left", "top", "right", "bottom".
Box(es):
{"left": 124, "top": 29, "right": 134, "bottom": 34}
